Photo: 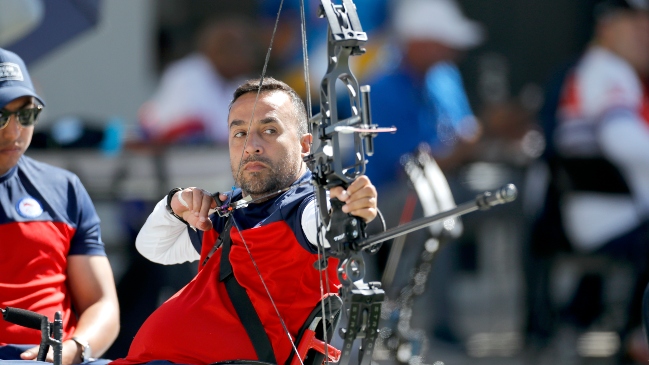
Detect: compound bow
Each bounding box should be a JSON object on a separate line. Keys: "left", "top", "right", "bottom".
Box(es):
{"left": 216, "top": 1, "right": 518, "bottom": 365}
{"left": 0, "top": 3, "right": 517, "bottom": 365}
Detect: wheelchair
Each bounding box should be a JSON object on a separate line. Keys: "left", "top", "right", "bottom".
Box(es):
{"left": 2, "top": 295, "right": 342, "bottom": 365}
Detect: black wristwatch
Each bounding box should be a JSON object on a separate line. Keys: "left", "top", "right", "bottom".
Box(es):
{"left": 71, "top": 337, "right": 93, "bottom": 363}
{"left": 166, "top": 187, "right": 188, "bottom": 225}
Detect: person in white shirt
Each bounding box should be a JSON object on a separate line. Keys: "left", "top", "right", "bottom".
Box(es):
{"left": 139, "top": 17, "right": 260, "bottom": 144}
{"left": 546, "top": 0, "right": 649, "bottom": 358}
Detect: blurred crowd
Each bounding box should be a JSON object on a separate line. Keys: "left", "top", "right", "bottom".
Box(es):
{"left": 2, "top": 0, "right": 649, "bottom": 363}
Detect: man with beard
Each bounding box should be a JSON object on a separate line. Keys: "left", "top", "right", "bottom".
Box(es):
{"left": 110, "top": 77, "right": 378, "bottom": 365}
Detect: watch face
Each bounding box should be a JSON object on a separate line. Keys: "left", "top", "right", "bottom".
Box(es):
{"left": 82, "top": 346, "right": 92, "bottom": 362}
{"left": 72, "top": 337, "right": 91, "bottom": 362}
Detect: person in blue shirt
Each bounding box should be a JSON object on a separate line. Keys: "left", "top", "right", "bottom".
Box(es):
{"left": 366, "top": 0, "right": 483, "bottom": 188}
{"left": 364, "top": 0, "right": 484, "bottom": 346}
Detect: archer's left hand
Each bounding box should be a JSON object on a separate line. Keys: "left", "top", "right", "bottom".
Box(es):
{"left": 329, "top": 175, "right": 377, "bottom": 223}
{"left": 21, "top": 339, "right": 82, "bottom": 364}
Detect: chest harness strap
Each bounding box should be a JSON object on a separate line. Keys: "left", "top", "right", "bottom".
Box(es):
{"left": 217, "top": 217, "right": 278, "bottom": 364}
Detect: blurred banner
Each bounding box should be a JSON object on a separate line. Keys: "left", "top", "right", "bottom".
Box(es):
{"left": 4, "top": 0, "right": 102, "bottom": 65}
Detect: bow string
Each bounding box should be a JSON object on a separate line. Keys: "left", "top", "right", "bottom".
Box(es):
{"left": 302, "top": 3, "right": 388, "bottom": 365}
{"left": 214, "top": 2, "right": 517, "bottom": 365}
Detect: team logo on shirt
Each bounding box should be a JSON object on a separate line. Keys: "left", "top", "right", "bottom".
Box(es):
{"left": 16, "top": 197, "right": 43, "bottom": 218}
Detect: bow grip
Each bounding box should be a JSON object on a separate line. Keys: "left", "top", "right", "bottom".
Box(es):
{"left": 325, "top": 198, "right": 365, "bottom": 257}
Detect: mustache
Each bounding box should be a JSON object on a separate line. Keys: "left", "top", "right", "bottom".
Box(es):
{"left": 241, "top": 156, "right": 273, "bottom": 167}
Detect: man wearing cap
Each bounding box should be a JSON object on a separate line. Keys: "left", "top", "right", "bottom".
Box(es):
{"left": 365, "top": 0, "right": 483, "bottom": 189}
{"left": 363, "top": 0, "right": 483, "bottom": 345}
{"left": 0, "top": 48, "right": 119, "bottom": 364}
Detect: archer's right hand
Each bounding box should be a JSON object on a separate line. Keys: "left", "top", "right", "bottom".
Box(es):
{"left": 170, "top": 188, "right": 228, "bottom": 231}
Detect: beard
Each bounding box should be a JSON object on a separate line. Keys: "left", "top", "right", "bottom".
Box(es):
{"left": 232, "top": 153, "right": 302, "bottom": 198}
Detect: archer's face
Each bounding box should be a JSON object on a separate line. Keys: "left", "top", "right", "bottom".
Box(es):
{"left": 0, "top": 97, "right": 34, "bottom": 176}
{"left": 228, "top": 91, "right": 311, "bottom": 198}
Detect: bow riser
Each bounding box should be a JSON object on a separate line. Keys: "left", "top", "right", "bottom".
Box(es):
{"left": 306, "top": 0, "right": 373, "bottom": 188}
{"left": 307, "top": 3, "right": 387, "bottom": 365}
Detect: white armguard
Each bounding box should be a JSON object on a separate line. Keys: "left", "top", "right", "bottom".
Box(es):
{"left": 135, "top": 197, "right": 201, "bottom": 264}
{"left": 301, "top": 199, "right": 331, "bottom": 248}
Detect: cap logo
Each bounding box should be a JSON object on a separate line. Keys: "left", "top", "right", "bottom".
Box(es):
{"left": 16, "top": 196, "right": 43, "bottom": 218}
{"left": 0, "top": 62, "right": 25, "bottom": 82}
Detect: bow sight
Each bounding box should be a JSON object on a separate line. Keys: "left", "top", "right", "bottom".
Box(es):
{"left": 305, "top": 0, "right": 376, "bottom": 222}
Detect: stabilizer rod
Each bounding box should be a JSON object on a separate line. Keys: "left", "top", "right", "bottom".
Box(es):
{"left": 354, "top": 184, "right": 518, "bottom": 251}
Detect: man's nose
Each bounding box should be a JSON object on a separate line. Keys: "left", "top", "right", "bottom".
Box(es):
{"left": 243, "top": 132, "right": 263, "bottom": 154}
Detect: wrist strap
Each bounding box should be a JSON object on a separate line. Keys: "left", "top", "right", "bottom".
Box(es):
{"left": 177, "top": 189, "right": 190, "bottom": 208}
{"left": 166, "top": 187, "right": 189, "bottom": 225}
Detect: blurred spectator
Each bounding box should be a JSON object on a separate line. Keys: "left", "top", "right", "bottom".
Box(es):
{"left": 528, "top": 0, "right": 649, "bottom": 358}
{"left": 138, "top": 17, "right": 260, "bottom": 144}
{"left": 363, "top": 0, "right": 484, "bottom": 347}
{"left": 555, "top": 1, "right": 649, "bottom": 253}
{"left": 366, "top": 0, "right": 483, "bottom": 188}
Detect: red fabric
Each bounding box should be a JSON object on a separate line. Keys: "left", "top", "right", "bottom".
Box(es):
{"left": 199, "top": 228, "right": 220, "bottom": 269}
{"left": 558, "top": 73, "right": 580, "bottom": 120}
{"left": 559, "top": 71, "right": 649, "bottom": 126}
{"left": 641, "top": 80, "right": 649, "bottom": 126}
{"left": 154, "top": 118, "right": 206, "bottom": 143}
{"left": 139, "top": 102, "right": 207, "bottom": 143}
{"left": 113, "top": 221, "right": 339, "bottom": 365}
{"left": 0, "top": 221, "right": 78, "bottom": 345}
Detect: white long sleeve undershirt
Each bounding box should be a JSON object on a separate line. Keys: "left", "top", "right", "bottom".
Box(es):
{"left": 136, "top": 197, "right": 326, "bottom": 265}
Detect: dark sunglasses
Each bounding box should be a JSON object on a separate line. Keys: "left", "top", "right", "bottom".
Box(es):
{"left": 0, "top": 105, "right": 43, "bottom": 130}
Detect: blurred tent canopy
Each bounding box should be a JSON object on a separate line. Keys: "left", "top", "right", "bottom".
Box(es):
{"left": 3, "top": 0, "right": 102, "bottom": 65}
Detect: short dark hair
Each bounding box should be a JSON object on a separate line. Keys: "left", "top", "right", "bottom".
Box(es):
{"left": 230, "top": 77, "right": 308, "bottom": 136}
{"left": 594, "top": 0, "right": 648, "bottom": 20}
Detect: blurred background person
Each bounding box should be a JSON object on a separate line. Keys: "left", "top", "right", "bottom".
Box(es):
{"left": 138, "top": 16, "right": 260, "bottom": 144}
{"left": 363, "top": 0, "right": 484, "bottom": 347}
{"left": 366, "top": 0, "right": 483, "bottom": 189}
{"left": 527, "top": 0, "right": 649, "bottom": 361}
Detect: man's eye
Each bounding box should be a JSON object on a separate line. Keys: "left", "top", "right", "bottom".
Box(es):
{"left": 233, "top": 131, "right": 246, "bottom": 138}
{"left": 263, "top": 129, "right": 276, "bottom": 135}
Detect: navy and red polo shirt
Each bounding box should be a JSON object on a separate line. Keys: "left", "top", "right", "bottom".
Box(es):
{"left": 0, "top": 155, "right": 105, "bottom": 345}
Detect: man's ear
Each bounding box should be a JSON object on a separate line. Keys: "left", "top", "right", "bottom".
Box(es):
{"left": 300, "top": 133, "right": 313, "bottom": 155}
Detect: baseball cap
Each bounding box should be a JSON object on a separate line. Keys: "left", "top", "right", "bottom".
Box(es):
{"left": 394, "top": 0, "right": 484, "bottom": 50}
{"left": 594, "top": 0, "right": 649, "bottom": 19}
{"left": 0, "top": 47, "right": 44, "bottom": 109}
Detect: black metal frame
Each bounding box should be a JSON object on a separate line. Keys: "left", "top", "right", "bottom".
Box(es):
{"left": 1, "top": 307, "right": 63, "bottom": 365}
